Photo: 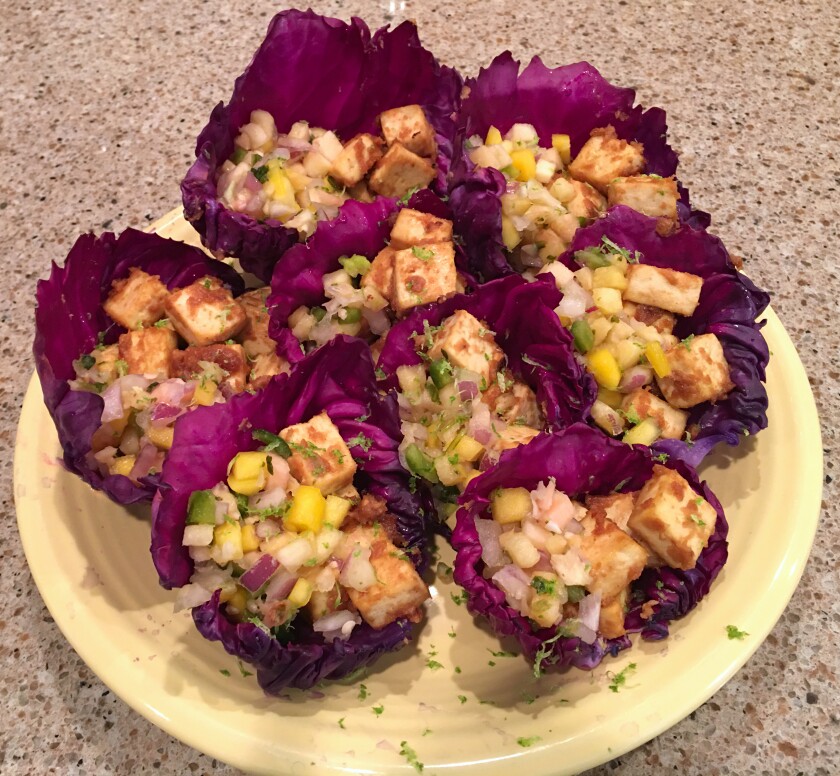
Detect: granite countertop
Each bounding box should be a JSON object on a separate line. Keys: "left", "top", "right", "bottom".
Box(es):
{"left": 1, "top": 1, "right": 836, "bottom": 773}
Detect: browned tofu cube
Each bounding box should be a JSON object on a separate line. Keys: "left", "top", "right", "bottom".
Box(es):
{"left": 348, "top": 180, "right": 375, "bottom": 203}
{"left": 279, "top": 412, "right": 357, "bottom": 495}
{"left": 171, "top": 343, "right": 249, "bottom": 393}
{"left": 627, "top": 464, "right": 718, "bottom": 569}
{"left": 427, "top": 309, "right": 504, "bottom": 383}
{"left": 164, "top": 277, "right": 247, "bottom": 347}
{"left": 622, "top": 388, "right": 688, "bottom": 440}
{"left": 629, "top": 303, "right": 676, "bottom": 335}
{"left": 598, "top": 589, "right": 629, "bottom": 639}
{"left": 487, "top": 380, "right": 541, "bottom": 427}
{"left": 237, "top": 287, "right": 274, "bottom": 357}
{"left": 360, "top": 247, "right": 396, "bottom": 309}
{"left": 607, "top": 175, "right": 678, "bottom": 223}
{"left": 342, "top": 526, "right": 429, "bottom": 629}
{"left": 568, "top": 126, "right": 645, "bottom": 194}
{"left": 585, "top": 492, "right": 636, "bottom": 532}
{"left": 496, "top": 425, "right": 540, "bottom": 451}
{"left": 390, "top": 208, "right": 453, "bottom": 249}
{"left": 656, "top": 333, "right": 733, "bottom": 409}
{"left": 368, "top": 143, "right": 436, "bottom": 199}
{"left": 577, "top": 517, "right": 647, "bottom": 600}
{"left": 379, "top": 104, "right": 437, "bottom": 158}
{"left": 624, "top": 264, "right": 704, "bottom": 317}
{"left": 118, "top": 327, "right": 177, "bottom": 378}
{"left": 392, "top": 241, "right": 457, "bottom": 315}
{"left": 564, "top": 178, "right": 607, "bottom": 221}
{"left": 103, "top": 268, "right": 169, "bottom": 329}
{"left": 329, "top": 134, "right": 384, "bottom": 187}
{"left": 248, "top": 351, "right": 289, "bottom": 390}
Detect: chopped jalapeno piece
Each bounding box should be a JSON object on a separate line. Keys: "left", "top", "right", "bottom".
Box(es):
{"left": 338, "top": 254, "right": 372, "bottom": 278}
{"left": 574, "top": 248, "right": 612, "bottom": 269}
{"left": 186, "top": 490, "right": 217, "bottom": 526}
{"left": 231, "top": 147, "right": 247, "bottom": 164}
{"left": 570, "top": 320, "right": 594, "bottom": 354}
{"left": 405, "top": 444, "right": 439, "bottom": 484}
{"left": 311, "top": 306, "right": 327, "bottom": 322}
{"left": 429, "top": 358, "right": 454, "bottom": 389}
{"left": 566, "top": 585, "right": 586, "bottom": 603}
{"left": 339, "top": 307, "right": 362, "bottom": 324}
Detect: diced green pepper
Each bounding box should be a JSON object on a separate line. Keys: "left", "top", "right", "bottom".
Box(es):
{"left": 570, "top": 320, "right": 594, "bottom": 354}
{"left": 311, "top": 306, "right": 327, "bottom": 322}
{"left": 566, "top": 584, "right": 586, "bottom": 603}
{"left": 231, "top": 147, "right": 247, "bottom": 164}
{"left": 186, "top": 490, "right": 217, "bottom": 525}
{"left": 429, "top": 358, "right": 454, "bottom": 389}
{"left": 574, "top": 248, "right": 611, "bottom": 269}
{"left": 405, "top": 444, "right": 439, "bottom": 484}
{"left": 339, "top": 307, "right": 362, "bottom": 324}
{"left": 338, "top": 254, "right": 372, "bottom": 278}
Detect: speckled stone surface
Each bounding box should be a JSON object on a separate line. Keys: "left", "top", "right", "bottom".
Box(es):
{"left": 1, "top": 1, "right": 836, "bottom": 773}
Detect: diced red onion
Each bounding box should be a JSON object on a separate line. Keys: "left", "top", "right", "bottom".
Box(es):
{"left": 473, "top": 427, "right": 492, "bottom": 445}
{"left": 575, "top": 622, "right": 598, "bottom": 645}
{"left": 100, "top": 382, "right": 124, "bottom": 423}
{"left": 264, "top": 569, "right": 297, "bottom": 602}
{"left": 129, "top": 442, "right": 158, "bottom": 480}
{"left": 619, "top": 365, "right": 654, "bottom": 393}
{"left": 521, "top": 519, "right": 550, "bottom": 550}
{"left": 530, "top": 550, "right": 554, "bottom": 573}
{"left": 151, "top": 379, "right": 192, "bottom": 407}
{"left": 276, "top": 137, "right": 312, "bottom": 153}
{"left": 578, "top": 591, "right": 602, "bottom": 632}
{"left": 458, "top": 381, "right": 478, "bottom": 401}
{"left": 240, "top": 554, "right": 280, "bottom": 593}
{"left": 475, "top": 517, "right": 507, "bottom": 568}
{"left": 243, "top": 172, "right": 262, "bottom": 193}
{"left": 150, "top": 403, "right": 181, "bottom": 427}
{"left": 491, "top": 564, "right": 531, "bottom": 613}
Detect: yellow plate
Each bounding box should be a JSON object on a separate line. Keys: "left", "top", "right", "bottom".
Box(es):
{"left": 15, "top": 211, "right": 822, "bottom": 775}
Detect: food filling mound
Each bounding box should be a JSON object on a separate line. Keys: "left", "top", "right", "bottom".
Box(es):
{"left": 288, "top": 208, "right": 460, "bottom": 351}
{"left": 396, "top": 310, "right": 543, "bottom": 496}
{"left": 467, "top": 123, "right": 678, "bottom": 270}
{"left": 71, "top": 270, "right": 286, "bottom": 481}
{"left": 478, "top": 464, "right": 718, "bottom": 641}
{"left": 177, "top": 412, "right": 430, "bottom": 639}
{"left": 218, "top": 106, "right": 439, "bottom": 237}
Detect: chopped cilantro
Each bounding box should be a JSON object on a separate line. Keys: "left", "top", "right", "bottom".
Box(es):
{"left": 421, "top": 728, "right": 432, "bottom": 737}
{"left": 399, "top": 741, "right": 424, "bottom": 773}
{"left": 354, "top": 411, "right": 371, "bottom": 422}
{"left": 531, "top": 576, "right": 556, "bottom": 596}
{"left": 398, "top": 185, "right": 421, "bottom": 205}
{"left": 654, "top": 453, "right": 670, "bottom": 463}
{"left": 237, "top": 660, "right": 253, "bottom": 678}
{"left": 655, "top": 580, "right": 665, "bottom": 590}
{"left": 450, "top": 590, "right": 468, "bottom": 606}
{"left": 79, "top": 353, "right": 96, "bottom": 370}
{"left": 358, "top": 684, "right": 369, "bottom": 701}
{"left": 287, "top": 439, "right": 324, "bottom": 459}
{"left": 680, "top": 334, "right": 695, "bottom": 350}
{"left": 694, "top": 496, "right": 705, "bottom": 506}
{"left": 331, "top": 448, "right": 345, "bottom": 465}
{"left": 521, "top": 693, "right": 537, "bottom": 705}
{"left": 375, "top": 367, "right": 387, "bottom": 380}
{"left": 347, "top": 433, "right": 373, "bottom": 452}
{"left": 488, "top": 660, "right": 496, "bottom": 667}
{"left": 457, "top": 694, "right": 467, "bottom": 704}
{"left": 607, "top": 662, "right": 637, "bottom": 693}
{"left": 447, "top": 452, "right": 460, "bottom": 465}
{"left": 338, "top": 717, "right": 346, "bottom": 729}
{"left": 487, "top": 649, "right": 517, "bottom": 658}
{"left": 219, "top": 669, "right": 231, "bottom": 677}
{"left": 683, "top": 431, "right": 695, "bottom": 446}
{"left": 726, "top": 625, "right": 749, "bottom": 640}
{"left": 252, "top": 165, "right": 270, "bottom": 183}
{"left": 689, "top": 514, "right": 706, "bottom": 527}
{"left": 372, "top": 704, "right": 384, "bottom": 716}
{"left": 454, "top": 665, "right": 462, "bottom": 674}
{"left": 114, "top": 359, "right": 128, "bottom": 377}
{"left": 521, "top": 354, "right": 551, "bottom": 371}
{"left": 517, "top": 736, "right": 542, "bottom": 748}
{"left": 620, "top": 407, "right": 642, "bottom": 427}
{"left": 252, "top": 429, "right": 291, "bottom": 457}
{"left": 448, "top": 627, "right": 456, "bottom": 639}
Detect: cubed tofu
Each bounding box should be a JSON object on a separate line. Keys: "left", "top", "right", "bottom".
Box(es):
{"left": 248, "top": 351, "right": 289, "bottom": 390}
{"left": 584, "top": 492, "right": 636, "bottom": 532}
{"left": 118, "top": 327, "right": 177, "bottom": 378}
{"left": 627, "top": 464, "right": 717, "bottom": 569}
{"left": 360, "top": 247, "right": 396, "bottom": 307}
{"left": 577, "top": 517, "right": 647, "bottom": 600}
{"left": 485, "top": 380, "right": 541, "bottom": 427}
{"left": 103, "top": 268, "right": 169, "bottom": 329}
{"left": 236, "top": 287, "right": 274, "bottom": 357}
{"left": 392, "top": 241, "right": 457, "bottom": 315}
{"left": 622, "top": 388, "right": 688, "bottom": 440}
{"left": 348, "top": 180, "right": 375, "bottom": 203}
{"left": 624, "top": 264, "right": 704, "bottom": 317}
{"left": 279, "top": 412, "right": 357, "bottom": 495}
{"left": 368, "top": 143, "right": 436, "bottom": 199}
{"left": 607, "top": 175, "right": 678, "bottom": 224}
{"left": 656, "top": 333, "right": 734, "bottom": 409}
{"left": 171, "top": 343, "right": 249, "bottom": 393}
{"left": 598, "top": 588, "right": 629, "bottom": 639}
{"left": 427, "top": 309, "right": 504, "bottom": 383}
{"left": 390, "top": 208, "right": 452, "bottom": 249}
{"left": 568, "top": 126, "right": 645, "bottom": 194}
{"left": 342, "top": 526, "right": 429, "bottom": 629}
{"left": 496, "top": 425, "right": 540, "bottom": 451}
{"left": 563, "top": 178, "right": 607, "bottom": 220}
{"left": 329, "top": 134, "right": 384, "bottom": 187}
{"left": 630, "top": 303, "right": 676, "bottom": 335}
{"left": 379, "top": 104, "right": 437, "bottom": 157}
{"left": 164, "top": 277, "right": 247, "bottom": 347}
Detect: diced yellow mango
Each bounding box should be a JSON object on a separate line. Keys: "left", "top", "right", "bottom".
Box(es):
{"left": 598, "top": 387, "right": 624, "bottom": 409}
{"left": 593, "top": 266, "right": 629, "bottom": 291}
{"left": 510, "top": 149, "right": 536, "bottom": 182}
{"left": 147, "top": 425, "right": 174, "bottom": 451}
{"left": 552, "top": 134, "right": 571, "bottom": 165}
{"left": 213, "top": 522, "right": 244, "bottom": 559}
{"left": 645, "top": 341, "right": 671, "bottom": 378}
{"left": 592, "top": 287, "right": 624, "bottom": 316}
{"left": 587, "top": 347, "right": 622, "bottom": 390}
{"left": 220, "top": 585, "right": 248, "bottom": 613}
{"left": 193, "top": 381, "right": 217, "bottom": 406}
{"left": 485, "top": 126, "right": 503, "bottom": 145}
{"left": 452, "top": 435, "right": 485, "bottom": 463}
{"left": 227, "top": 451, "right": 268, "bottom": 495}
{"left": 501, "top": 215, "right": 521, "bottom": 251}
{"left": 241, "top": 523, "right": 260, "bottom": 553}
{"left": 623, "top": 417, "right": 661, "bottom": 446}
{"left": 284, "top": 485, "right": 326, "bottom": 533}
{"left": 491, "top": 487, "right": 532, "bottom": 524}
{"left": 111, "top": 455, "right": 136, "bottom": 477}
{"left": 288, "top": 578, "right": 313, "bottom": 608}
{"left": 324, "top": 495, "right": 352, "bottom": 529}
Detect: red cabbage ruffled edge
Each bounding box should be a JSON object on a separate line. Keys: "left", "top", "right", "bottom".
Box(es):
{"left": 150, "top": 336, "right": 434, "bottom": 692}
{"left": 451, "top": 424, "right": 729, "bottom": 672}
{"left": 33, "top": 229, "right": 244, "bottom": 504}
{"left": 448, "top": 52, "right": 707, "bottom": 281}
{"left": 560, "top": 207, "right": 770, "bottom": 467}
{"left": 181, "top": 9, "right": 463, "bottom": 284}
